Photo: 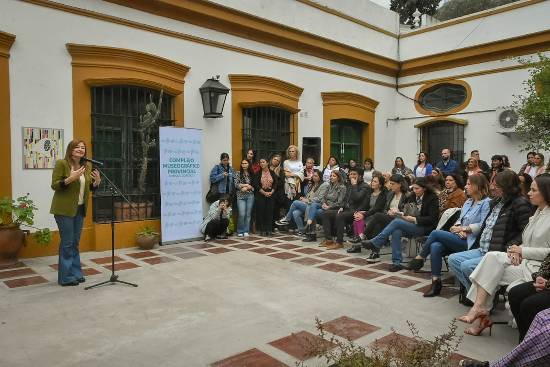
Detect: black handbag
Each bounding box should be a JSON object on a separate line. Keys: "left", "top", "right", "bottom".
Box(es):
{"left": 205, "top": 183, "right": 220, "bottom": 204}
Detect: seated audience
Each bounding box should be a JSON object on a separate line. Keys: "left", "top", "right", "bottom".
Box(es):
{"left": 439, "top": 173, "right": 467, "bottom": 214}
{"left": 322, "top": 155, "right": 343, "bottom": 183}
{"left": 526, "top": 153, "right": 546, "bottom": 178}
{"left": 348, "top": 175, "right": 388, "bottom": 245}
{"left": 362, "top": 177, "right": 439, "bottom": 272}
{"left": 408, "top": 174, "right": 491, "bottom": 297}
{"left": 464, "top": 157, "right": 484, "bottom": 178}
{"left": 362, "top": 158, "right": 375, "bottom": 186}
{"left": 470, "top": 150, "right": 490, "bottom": 173}
{"left": 489, "top": 155, "right": 505, "bottom": 195}
{"left": 518, "top": 151, "right": 536, "bottom": 176}
{"left": 458, "top": 174, "right": 550, "bottom": 336}
{"left": 430, "top": 168, "right": 445, "bottom": 193}
{"left": 435, "top": 148, "right": 459, "bottom": 175}
{"left": 519, "top": 173, "right": 534, "bottom": 198}
{"left": 322, "top": 168, "right": 368, "bottom": 250}
{"left": 301, "top": 157, "right": 316, "bottom": 195}
{"left": 413, "top": 151, "right": 433, "bottom": 178}
{"left": 448, "top": 170, "right": 532, "bottom": 291}
{"left": 201, "top": 196, "right": 232, "bottom": 241}
{"left": 276, "top": 170, "right": 327, "bottom": 235}
{"left": 391, "top": 156, "right": 412, "bottom": 177}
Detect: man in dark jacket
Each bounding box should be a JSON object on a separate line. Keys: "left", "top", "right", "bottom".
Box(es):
{"left": 436, "top": 148, "right": 459, "bottom": 176}
{"left": 448, "top": 170, "right": 533, "bottom": 290}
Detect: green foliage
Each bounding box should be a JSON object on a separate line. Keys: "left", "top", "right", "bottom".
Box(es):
{"left": 299, "top": 318, "right": 462, "bottom": 367}
{"left": 136, "top": 225, "right": 159, "bottom": 237}
{"left": 435, "top": 0, "right": 519, "bottom": 21}
{"left": 0, "top": 194, "right": 52, "bottom": 246}
{"left": 390, "top": 0, "right": 441, "bottom": 25}
{"left": 512, "top": 54, "right": 550, "bottom": 152}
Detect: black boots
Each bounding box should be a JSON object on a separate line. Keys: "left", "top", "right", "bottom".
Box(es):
{"left": 346, "top": 245, "right": 362, "bottom": 253}
{"left": 407, "top": 258, "right": 424, "bottom": 271}
{"left": 423, "top": 278, "right": 442, "bottom": 297}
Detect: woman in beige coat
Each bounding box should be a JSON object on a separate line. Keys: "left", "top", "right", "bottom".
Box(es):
{"left": 458, "top": 174, "right": 550, "bottom": 336}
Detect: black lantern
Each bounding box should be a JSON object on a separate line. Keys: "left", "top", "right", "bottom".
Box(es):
{"left": 199, "top": 76, "right": 230, "bottom": 118}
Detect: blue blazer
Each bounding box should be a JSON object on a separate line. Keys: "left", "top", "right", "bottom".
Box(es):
{"left": 413, "top": 163, "right": 433, "bottom": 177}
{"left": 457, "top": 197, "right": 492, "bottom": 249}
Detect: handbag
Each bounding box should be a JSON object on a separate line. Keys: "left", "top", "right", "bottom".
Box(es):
{"left": 205, "top": 183, "right": 220, "bottom": 204}
{"left": 403, "top": 202, "right": 420, "bottom": 217}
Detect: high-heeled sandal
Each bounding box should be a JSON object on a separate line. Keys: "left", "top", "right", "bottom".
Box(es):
{"left": 457, "top": 308, "right": 489, "bottom": 324}
{"left": 464, "top": 315, "right": 493, "bottom": 336}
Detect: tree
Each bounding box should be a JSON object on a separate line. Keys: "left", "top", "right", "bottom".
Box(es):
{"left": 390, "top": 0, "right": 441, "bottom": 26}
{"left": 435, "top": 0, "right": 519, "bottom": 21}
{"left": 512, "top": 55, "right": 550, "bottom": 152}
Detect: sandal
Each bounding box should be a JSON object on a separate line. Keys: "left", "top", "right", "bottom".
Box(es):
{"left": 457, "top": 308, "right": 489, "bottom": 324}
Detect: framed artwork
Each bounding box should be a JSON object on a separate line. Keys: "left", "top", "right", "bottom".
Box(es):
{"left": 22, "top": 127, "right": 64, "bottom": 169}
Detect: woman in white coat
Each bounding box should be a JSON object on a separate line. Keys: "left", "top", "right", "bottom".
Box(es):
{"left": 458, "top": 174, "right": 550, "bottom": 336}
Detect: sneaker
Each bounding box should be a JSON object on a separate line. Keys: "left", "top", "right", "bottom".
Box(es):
{"left": 204, "top": 235, "right": 212, "bottom": 242}
{"left": 389, "top": 264, "right": 404, "bottom": 272}
{"left": 217, "top": 234, "right": 228, "bottom": 240}
{"left": 346, "top": 245, "right": 362, "bottom": 253}
{"left": 273, "top": 228, "right": 279, "bottom": 233}
{"left": 361, "top": 240, "right": 376, "bottom": 251}
{"left": 275, "top": 217, "right": 290, "bottom": 226}
{"left": 237, "top": 233, "right": 244, "bottom": 237}
{"left": 296, "top": 231, "right": 306, "bottom": 237}
{"left": 367, "top": 251, "right": 380, "bottom": 262}
{"left": 243, "top": 232, "right": 249, "bottom": 237}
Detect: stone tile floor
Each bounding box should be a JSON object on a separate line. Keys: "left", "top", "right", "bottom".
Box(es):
{"left": 0, "top": 233, "right": 517, "bottom": 366}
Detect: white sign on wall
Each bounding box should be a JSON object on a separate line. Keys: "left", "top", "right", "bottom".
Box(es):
{"left": 159, "top": 127, "right": 203, "bottom": 242}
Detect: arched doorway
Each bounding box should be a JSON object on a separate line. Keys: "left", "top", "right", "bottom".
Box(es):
{"left": 330, "top": 119, "right": 363, "bottom": 165}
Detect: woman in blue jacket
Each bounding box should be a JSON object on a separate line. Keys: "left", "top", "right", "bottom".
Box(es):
{"left": 413, "top": 151, "right": 433, "bottom": 178}
{"left": 209, "top": 153, "right": 235, "bottom": 201}
{"left": 408, "top": 174, "right": 491, "bottom": 297}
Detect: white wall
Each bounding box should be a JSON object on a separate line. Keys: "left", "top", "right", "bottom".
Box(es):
{"left": 1, "top": 0, "right": 396, "bottom": 230}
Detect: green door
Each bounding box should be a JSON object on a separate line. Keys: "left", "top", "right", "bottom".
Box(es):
{"left": 330, "top": 119, "right": 362, "bottom": 165}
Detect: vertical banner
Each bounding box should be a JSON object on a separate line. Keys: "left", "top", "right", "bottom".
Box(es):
{"left": 159, "top": 127, "right": 203, "bottom": 242}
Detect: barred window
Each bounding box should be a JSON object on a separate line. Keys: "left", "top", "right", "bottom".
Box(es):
{"left": 242, "top": 106, "right": 294, "bottom": 160}
{"left": 421, "top": 121, "right": 464, "bottom": 165}
{"left": 91, "top": 85, "right": 174, "bottom": 222}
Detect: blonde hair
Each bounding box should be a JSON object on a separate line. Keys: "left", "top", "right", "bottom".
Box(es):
{"left": 285, "top": 145, "right": 300, "bottom": 161}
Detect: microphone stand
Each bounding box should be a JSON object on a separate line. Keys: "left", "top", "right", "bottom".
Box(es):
{"left": 86, "top": 164, "right": 138, "bottom": 290}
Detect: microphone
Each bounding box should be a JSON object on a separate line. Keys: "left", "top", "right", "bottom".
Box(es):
{"left": 80, "top": 157, "right": 104, "bottom": 166}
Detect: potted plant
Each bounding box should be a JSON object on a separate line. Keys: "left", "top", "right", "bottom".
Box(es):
{"left": 0, "top": 194, "right": 51, "bottom": 263}
{"left": 135, "top": 226, "right": 160, "bottom": 250}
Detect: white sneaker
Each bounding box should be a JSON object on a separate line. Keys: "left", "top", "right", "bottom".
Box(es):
{"left": 243, "top": 232, "right": 249, "bottom": 237}
{"left": 275, "top": 218, "right": 290, "bottom": 226}
{"left": 237, "top": 233, "right": 244, "bottom": 237}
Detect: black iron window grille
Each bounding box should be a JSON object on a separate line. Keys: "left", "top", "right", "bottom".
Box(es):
{"left": 91, "top": 85, "right": 174, "bottom": 223}
{"left": 421, "top": 121, "right": 465, "bottom": 165}
{"left": 419, "top": 83, "right": 468, "bottom": 113}
{"left": 242, "top": 106, "right": 294, "bottom": 161}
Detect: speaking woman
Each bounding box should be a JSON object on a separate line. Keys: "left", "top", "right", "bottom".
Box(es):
{"left": 50, "top": 140, "right": 101, "bottom": 286}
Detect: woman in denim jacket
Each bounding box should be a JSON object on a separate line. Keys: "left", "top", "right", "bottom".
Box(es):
{"left": 408, "top": 174, "right": 492, "bottom": 297}
{"left": 209, "top": 153, "right": 235, "bottom": 200}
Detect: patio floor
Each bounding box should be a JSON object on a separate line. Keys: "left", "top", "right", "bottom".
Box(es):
{"left": 0, "top": 233, "right": 517, "bottom": 366}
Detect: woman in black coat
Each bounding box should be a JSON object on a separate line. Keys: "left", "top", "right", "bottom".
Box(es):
{"left": 362, "top": 177, "right": 440, "bottom": 272}
{"left": 253, "top": 158, "right": 278, "bottom": 237}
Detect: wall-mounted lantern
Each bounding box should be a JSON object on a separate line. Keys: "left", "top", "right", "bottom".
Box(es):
{"left": 199, "top": 76, "right": 230, "bottom": 118}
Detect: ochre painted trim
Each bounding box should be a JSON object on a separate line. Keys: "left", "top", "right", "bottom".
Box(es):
{"left": 0, "top": 31, "right": 15, "bottom": 199}
{"left": 103, "top": 0, "right": 399, "bottom": 76}
{"left": 63, "top": 43, "right": 187, "bottom": 256}
{"left": 228, "top": 75, "right": 303, "bottom": 163}
{"left": 414, "top": 117, "right": 468, "bottom": 128}
{"left": 401, "top": 0, "right": 546, "bottom": 38}
{"left": 400, "top": 29, "right": 550, "bottom": 77}
{"left": 414, "top": 80, "right": 472, "bottom": 116}
{"left": 295, "top": 0, "right": 398, "bottom": 38}
{"left": 321, "top": 92, "right": 378, "bottom": 165}
{"left": 21, "top": 0, "right": 396, "bottom": 88}
{"left": 399, "top": 63, "right": 532, "bottom": 88}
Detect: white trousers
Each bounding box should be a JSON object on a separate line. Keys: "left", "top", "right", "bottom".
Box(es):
{"left": 467, "top": 251, "right": 528, "bottom": 309}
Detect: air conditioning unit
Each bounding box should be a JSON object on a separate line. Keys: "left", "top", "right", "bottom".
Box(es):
{"left": 495, "top": 108, "right": 519, "bottom": 136}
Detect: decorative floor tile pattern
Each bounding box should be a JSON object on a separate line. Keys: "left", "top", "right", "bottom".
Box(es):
{"left": 188, "top": 243, "right": 215, "bottom": 249}
{"left": 158, "top": 247, "right": 191, "bottom": 254}
{"left": 0, "top": 261, "right": 26, "bottom": 270}
{"left": 210, "top": 348, "right": 288, "bottom": 367}
{"left": 345, "top": 269, "right": 385, "bottom": 280}
{"left": 342, "top": 258, "right": 372, "bottom": 266}
{"left": 4, "top": 275, "right": 48, "bottom": 288}
{"left": 414, "top": 284, "right": 460, "bottom": 299}
{"left": 269, "top": 330, "right": 336, "bottom": 360}
{"left": 240, "top": 236, "right": 263, "bottom": 241}
{"left": 402, "top": 270, "right": 432, "bottom": 280}
{"left": 230, "top": 243, "right": 259, "bottom": 250}
{"left": 0, "top": 267, "right": 36, "bottom": 279}
{"left": 82, "top": 268, "right": 102, "bottom": 276}
{"left": 211, "top": 239, "right": 241, "bottom": 245}
{"left": 316, "top": 253, "right": 348, "bottom": 260}
{"left": 293, "top": 247, "right": 323, "bottom": 255}
{"left": 91, "top": 256, "right": 124, "bottom": 264}
{"left": 205, "top": 247, "right": 234, "bottom": 254}
{"left": 125, "top": 251, "right": 159, "bottom": 259}
{"left": 291, "top": 257, "right": 325, "bottom": 266}
{"left": 321, "top": 316, "right": 381, "bottom": 341}
{"left": 141, "top": 256, "right": 176, "bottom": 265}
{"left": 174, "top": 252, "right": 207, "bottom": 259}
{"left": 255, "top": 239, "right": 282, "bottom": 245}
{"left": 317, "top": 263, "right": 353, "bottom": 273}
{"left": 268, "top": 252, "right": 301, "bottom": 260}
{"left": 370, "top": 332, "right": 419, "bottom": 349}
{"left": 249, "top": 248, "right": 280, "bottom": 255}
{"left": 274, "top": 243, "right": 301, "bottom": 250}
{"left": 369, "top": 262, "right": 400, "bottom": 272}
{"left": 376, "top": 276, "right": 421, "bottom": 288}
{"left": 276, "top": 236, "right": 300, "bottom": 241}
{"left": 103, "top": 262, "right": 140, "bottom": 271}
{"left": 49, "top": 263, "right": 87, "bottom": 271}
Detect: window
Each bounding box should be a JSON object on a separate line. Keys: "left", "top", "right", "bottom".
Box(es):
{"left": 91, "top": 85, "right": 174, "bottom": 222}
{"left": 242, "top": 106, "right": 294, "bottom": 160}
{"left": 416, "top": 81, "right": 470, "bottom": 115}
{"left": 330, "top": 119, "right": 362, "bottom": 165}
{"left": 421, "top": 121, "right": 464, "bottom": 165}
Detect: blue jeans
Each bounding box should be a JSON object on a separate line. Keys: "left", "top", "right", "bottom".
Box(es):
{"left": 371, "top": 218, "right": 425, "bottom": 265}
{"left": 306, "top": 202, "right": 324, "bottom": 221}
{"left": 285, "top": 200, "right": 307, "bottom": 231}
{"left": 54, "top": 208, "right": 84, "bottom": 285}
{"left": 419, "top": 230, "right": 468, "bottom": 278}
{"left": 237, "top": 195, "right": 254, "bottom": 234}
{"left": 448, "top": 249, "right": 484, "bottom": 289}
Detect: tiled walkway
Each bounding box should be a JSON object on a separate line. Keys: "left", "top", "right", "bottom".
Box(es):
{"left": 0, "top": 233, "right": 517, "bottom": 366}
